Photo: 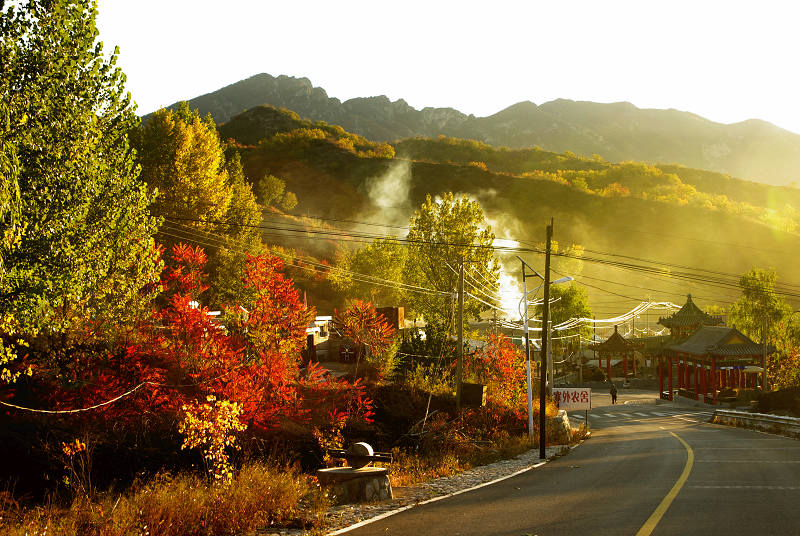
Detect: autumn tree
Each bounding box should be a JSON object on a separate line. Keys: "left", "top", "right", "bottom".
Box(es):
{"left": 729, "top": 268, "right": 791, "bottom": 345}
{"left": 256, "top": 174, "right": 285, "bottom": 206}
{"left": 403, "top": 193, "right": 499, "bottom": 331}
{"left": 465, "top": 334, "right": 526, "bottom": 407}
{"left": 133, "top": 103, "right": 232, "bottom": 231}
{"left": 205, "top": 153, "right": 265, "bottom": 306}
{"left": 255, "top": 173, "right": 298, "bottom": 212}
{"left": 334, "top": 300, "right": 396, "bottom": 378}
{"left": 0, "top": 0, "right": 160, "bottom": 352}
{"left": 331, "top": 238, "right": 408, "bottom": 307}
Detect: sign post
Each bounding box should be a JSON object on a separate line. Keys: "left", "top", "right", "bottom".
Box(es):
{"left": 552, "top": 388, "right": 592, "bottom": 429}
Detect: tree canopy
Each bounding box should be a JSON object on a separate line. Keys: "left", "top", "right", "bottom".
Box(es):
{"left": 403, "top": 193, "right": 499, "bottom": 330}
{"left": 729, "top": 267, "right": 791, "bottom": 343}
{"left": 1, "top": 0, "right": 160, "bottom": 345}
{"left": 133, "top": 104, "right": 232, "bottom": 231}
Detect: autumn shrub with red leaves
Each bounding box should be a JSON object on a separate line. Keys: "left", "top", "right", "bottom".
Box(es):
{"left": 334, "top": 300, "right": 396, "bottom": 379}
{"left": 463, "top": 334, "right": 527, "bottom": 408}
{"left": 34, "top": 243, "right": 373, "bottom": 472}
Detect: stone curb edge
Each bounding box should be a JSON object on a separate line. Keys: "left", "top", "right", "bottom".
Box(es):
{"left": 327, "top": 439, "right": 588, "bottom": 536}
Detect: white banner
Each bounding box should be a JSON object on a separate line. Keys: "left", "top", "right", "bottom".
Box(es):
{"left": 553, "top": 388, "right": 591, "bottom": 410}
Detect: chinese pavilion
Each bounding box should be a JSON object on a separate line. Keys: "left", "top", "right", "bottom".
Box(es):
{"left": 655, "top": 295, "right": 772, "bottom": 404}
{"left": 589, "top": 325, "right": 642, "bottom": 380}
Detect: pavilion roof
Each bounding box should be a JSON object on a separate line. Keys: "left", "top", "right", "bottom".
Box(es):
{"left": 589, "top": 325, "right": 641, "bottom": 353}
{"left": 658, "top": 295, "right": 722, "bottom": 329}
{"left": 667, "top": 325, "right": 774, "bottom": 357}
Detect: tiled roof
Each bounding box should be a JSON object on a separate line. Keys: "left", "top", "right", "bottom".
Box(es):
{"left": 589, "top": 325, "right": 641, "bottom": 353}
{"left": 667, "top": 325, "right": 771, "bottom": 357}
{"left": 658, "top": 295, "right": 722, "bottom": 328}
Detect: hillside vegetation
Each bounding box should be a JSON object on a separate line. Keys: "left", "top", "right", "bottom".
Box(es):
{"left": 220, "top": 105, "right": 800, "bottom": 309}
{"left": 164, "top": 72, "right": 800, "bottom": 186}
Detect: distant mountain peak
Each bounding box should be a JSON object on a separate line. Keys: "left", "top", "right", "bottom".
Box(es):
{"left": 158, "top": 73, "right": 800, "bottom": 186}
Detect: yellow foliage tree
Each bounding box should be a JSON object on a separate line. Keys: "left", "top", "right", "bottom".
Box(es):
{"left": 179, "top": 395, "right": 246, "bottom": 485}
{"left": 134, "top": 104, "right": 232, "bottom": 230}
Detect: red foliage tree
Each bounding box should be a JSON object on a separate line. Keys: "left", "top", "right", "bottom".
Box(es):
{"left": 334, "top": 300, "right": 396, "bottom": 377}
{"left": 45, "top": 244, "right": 373, "bottom": 439}
{"left": 464, "top": 334, "right": 526, "bottom": 408}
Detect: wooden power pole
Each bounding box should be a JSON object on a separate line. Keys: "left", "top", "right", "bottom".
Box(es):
{"left": 539, "top": 218, "right": 553, "bottom": 460}
{"left": 456, "top": 256, "right": 464, "bottom": 412}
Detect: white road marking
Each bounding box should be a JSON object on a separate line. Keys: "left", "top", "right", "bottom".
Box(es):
{"left": 690, "top": 485, "right": 800, "bottom": 490}
{"left": 618, "top": 413, "right": 633, "bottom": 417}
{"left": 603, "top": 413, "right": 616, "bottom": 418}
{"left": 694, "top": 460, "right": 800, "bottom": 463}
{"left": 694, "top": 447, "right": 800, "bottom": 450}
{"left": 634, "top": 412, "right": 649, "bottom": 416}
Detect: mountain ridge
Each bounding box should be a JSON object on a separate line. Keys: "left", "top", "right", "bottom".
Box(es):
{"left": 155, "top": 73, "right": 800, "bottom": 186}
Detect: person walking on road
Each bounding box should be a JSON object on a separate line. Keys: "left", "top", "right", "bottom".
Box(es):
{"left": 610, "top": 383, "right": 618, "bottom": 404}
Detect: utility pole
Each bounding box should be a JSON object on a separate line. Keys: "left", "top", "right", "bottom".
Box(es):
{"left": 593, "top": 315, "right": 597, "bottom": 368}
{"left": 456, "top": 256, "right": 464, "bottom": 412}
{"left": 539, "top": 218, "right": 553, "bottom": 460}
{"left": 762, "top": 315, "right": 768, "bottom": 391}
{"left": 521, "top": 260, "right": 534, "bottom": 439}
{"left": 547, "top": 319, "right": 554, "bottom": 389}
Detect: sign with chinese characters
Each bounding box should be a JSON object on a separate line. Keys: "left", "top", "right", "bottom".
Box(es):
{"left": 552, "top": 388, "right": 591, "bottom": 410}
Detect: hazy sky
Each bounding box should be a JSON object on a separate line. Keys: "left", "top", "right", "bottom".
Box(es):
{"left": 97, "top": 0, "right": 800, "bottom": 133}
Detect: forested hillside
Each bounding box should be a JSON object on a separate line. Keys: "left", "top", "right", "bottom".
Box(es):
{"left": 219, "top": 106, "right": 800, "bottom": 311}
{"left": 162, "top": 73, "right": 800, "bottom": 186}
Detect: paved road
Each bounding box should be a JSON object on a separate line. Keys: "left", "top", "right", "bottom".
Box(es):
{"left": 342, "top": 390, "right": 800, "bottom": 536}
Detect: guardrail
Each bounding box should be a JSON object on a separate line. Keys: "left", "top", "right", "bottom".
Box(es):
{"left": 712, "top": 409, "right": 800, "bottom": 439}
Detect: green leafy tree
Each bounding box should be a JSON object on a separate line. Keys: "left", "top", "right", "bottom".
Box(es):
{"left": 133, "top": 103, "right": 232, "bottom": 230}
{"left": 537, "top": 283, "right": 592, "bottom": 333}
{"left": 331, "top": 238, "right": 408, "bottom": 307}
{"left": 1, "top": 0, "right": 160, "bottom": 349}
{"left": 221, "top": 153, "right": 262, "bottom": 243}
{"left": 403, "top": 193, "right": 499, "bottom": 331}
{"left": 205, "top": 153, "right": 265, "bottom": 306}
{"left": 256, "top": 174, "right": 285, "bottom": 206}
{"left": 536, "top": 283, "right": 592, "bottom": 360}
{"left": 280, "top": 191, "right": 298, "bottom": 212}
{"left": 729, "top": 268, "right": 796, "bottom": 390}
{"left": 729, "top": 268, "right": 791, "bottom": 344}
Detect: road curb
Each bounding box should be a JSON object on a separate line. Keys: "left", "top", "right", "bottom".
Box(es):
{"left": 327, "top": 440, "right": 588, "bottom": 535}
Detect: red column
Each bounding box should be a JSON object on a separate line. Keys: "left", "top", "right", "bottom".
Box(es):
{"left": 701, "top": 363, "right": 707, "bottom": 402}
{"left": 712, "top": 357, "right": 717, "bottom": 405}
{"left": 607, "top": 355, "right": 611, "bottom": 380}
{"left": 694, "top": 360, "right": 700, "bottom": 400}
{"left": 668, "top": 356, "right": 673, "bottom": 400}
{"left": 720, "top": 368, "right": 726, "bottom": 389}
{"left": 623, "top": 354, "right": 628, "bottom": 380}
{"left": 659, "top": 358, "right": 664, "bottom": 396}
{"left": 678, "top": 361, "right": 683, "bottom": 389}
{"left": 686, "top": 359, "right": 691, "bottom": 392}
{"left": 633, "top": 353, "right": 637, "bottom": 377}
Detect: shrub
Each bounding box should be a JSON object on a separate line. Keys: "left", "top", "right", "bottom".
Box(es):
{"left": 1, "top": 462, "right": 326, "bottom": 536}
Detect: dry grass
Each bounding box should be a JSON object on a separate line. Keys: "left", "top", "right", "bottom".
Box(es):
{"left": 388, "top": 433, "right": 538, "bottom": 488}
{"left": 0, "top": 462, "right": 329, "bottom": 536}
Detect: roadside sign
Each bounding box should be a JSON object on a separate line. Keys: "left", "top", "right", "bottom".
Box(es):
{"left": 553, "top": 388, "right": 591, "bottom": 411}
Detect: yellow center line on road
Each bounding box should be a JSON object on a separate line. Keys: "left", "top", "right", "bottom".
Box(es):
{"left": 635, "top": 431, "right": 694, "bottom": 536}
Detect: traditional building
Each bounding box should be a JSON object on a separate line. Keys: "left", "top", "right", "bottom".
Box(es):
{"left": 653, "top": 295, "right": 772, "bottom": 404}
{"left": 589, "top": 325, "right": 642, "bottom": 380}
{"left": 657, "top": 294, "right": 722, "bottom": 340}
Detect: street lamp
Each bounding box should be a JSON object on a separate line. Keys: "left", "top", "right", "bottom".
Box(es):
{"left": 518, "top": 258, "right": 572, "bottom": 439}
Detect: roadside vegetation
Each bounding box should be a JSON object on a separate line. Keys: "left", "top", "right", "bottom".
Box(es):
{"left": 1, "top": 2, "right": 798, "bottom": 535}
